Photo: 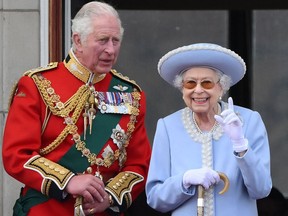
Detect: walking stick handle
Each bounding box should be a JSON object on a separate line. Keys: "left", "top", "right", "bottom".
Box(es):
{"left": 218, "top": 172, "right": 229, "bottom": 195}
{"left": 197, "top": 172, "right": 230, "bottom": 216}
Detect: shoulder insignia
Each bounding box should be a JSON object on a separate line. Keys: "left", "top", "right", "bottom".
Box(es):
{"left": 24, "top": 62, "right": 58, "bottom": 77}
{"left": 7, "top": 81, "right": 19, "bottom": 110}
{"left": 111, "top": 69, "right": 142, "bottom": 91}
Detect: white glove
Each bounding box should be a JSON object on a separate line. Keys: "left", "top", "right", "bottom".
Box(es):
{"left": 214, "top": 97, "right": 248, "bottom": 153}
{"left": 182, "top": 167, "right": 220, "bottom": 190}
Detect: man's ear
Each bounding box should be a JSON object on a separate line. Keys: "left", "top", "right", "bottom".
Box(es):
{"left": 72, "top": 33, "right": 83, "bottom": 51}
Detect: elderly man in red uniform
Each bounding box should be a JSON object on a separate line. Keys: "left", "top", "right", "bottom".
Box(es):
{"left": 2, "top": 1, "right": 151, "bottom": 216}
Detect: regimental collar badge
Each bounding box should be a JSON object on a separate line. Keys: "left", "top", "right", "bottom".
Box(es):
{"left": 64, "top": 49, "right": 105, "bottom": 84}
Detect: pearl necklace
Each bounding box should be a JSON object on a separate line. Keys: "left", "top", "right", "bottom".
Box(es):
{"left": 182, "top": 106, "right": 223, "bottom": 145}
{"left": 182, "top": 104, "right": 224, "bottom": 216}
{"left": 192, "top": 112, "right": 218, "bottom": 134}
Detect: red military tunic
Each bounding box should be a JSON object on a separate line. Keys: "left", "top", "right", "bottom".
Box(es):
{"left": 2, "top": 51, "right": 151, "bottom": 216}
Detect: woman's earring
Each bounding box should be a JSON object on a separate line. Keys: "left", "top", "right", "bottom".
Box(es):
{"left": 218, "top": 96, "right": 222, "bottom": 101}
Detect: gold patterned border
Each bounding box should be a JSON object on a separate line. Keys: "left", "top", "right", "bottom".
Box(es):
{"left": 105, "top": 171, "right": 143, "bottom": 206}
{"left": 24, "top": 155, "right": 75, "bottom": 190}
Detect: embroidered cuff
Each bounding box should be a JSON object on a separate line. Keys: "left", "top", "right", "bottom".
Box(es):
{"left": 105, "top": 171, "right": 143, "bottom": 212}
{"left": 24, "top": 155, "right": 75, "bottom": 191}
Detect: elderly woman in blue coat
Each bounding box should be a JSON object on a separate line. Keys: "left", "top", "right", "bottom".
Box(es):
{"left": 146, "top": 43, "right": 272, "bottom": 216}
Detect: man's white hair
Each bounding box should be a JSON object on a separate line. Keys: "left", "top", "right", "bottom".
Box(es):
{"left": 71, "top": 1, "right": 124, "bottom": 50}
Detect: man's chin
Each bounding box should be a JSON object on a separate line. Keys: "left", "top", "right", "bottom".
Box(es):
{"left": 92, "top": 67, "right": 112, "bottom": 75}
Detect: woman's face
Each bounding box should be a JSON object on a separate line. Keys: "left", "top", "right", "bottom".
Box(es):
{"left": 182, "top": 67, "right": 223, "bottom": 115}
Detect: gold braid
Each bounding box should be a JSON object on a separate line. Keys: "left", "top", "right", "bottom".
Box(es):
{"left": 31, "top": 74, "right": 92, "bottom": 155}
{"left": 32, "top": 74, "right": 90, "bottom": 117}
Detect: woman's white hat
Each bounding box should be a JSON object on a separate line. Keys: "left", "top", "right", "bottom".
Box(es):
{"left": 157, "top": 43, "right": 246, "bottom": 86}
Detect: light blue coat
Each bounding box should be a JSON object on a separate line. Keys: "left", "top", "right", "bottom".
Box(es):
{"left": 146, "top": 104, "right": 272, "bottom": 216}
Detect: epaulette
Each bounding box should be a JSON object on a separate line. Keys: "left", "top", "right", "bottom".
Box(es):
{"left": 111, "top": 69, "right": 142, "bottom": 91}
{"left": 24, "top": 62, "right": 58, "bottom": 77}
{"left": 8, "top": 62, "right": 58, "bottom": 110}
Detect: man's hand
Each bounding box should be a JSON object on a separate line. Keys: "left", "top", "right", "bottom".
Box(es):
{"left": 65, "top": 174, "right": 106, "bottom": 204}
{"left": 82, "top": 192, "right": 111, "bottom": 215}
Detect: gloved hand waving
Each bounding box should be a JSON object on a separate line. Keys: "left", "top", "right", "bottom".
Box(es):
{"left": 182, "top": 167, "right": 220, "bottom": 190}
{"left": 214, "top": 97, "right": 248, "bottom": 153}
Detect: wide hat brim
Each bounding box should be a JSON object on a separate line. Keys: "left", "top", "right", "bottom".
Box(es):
{"left": 158, "top": 43, "right": 246, "bottom": 86}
